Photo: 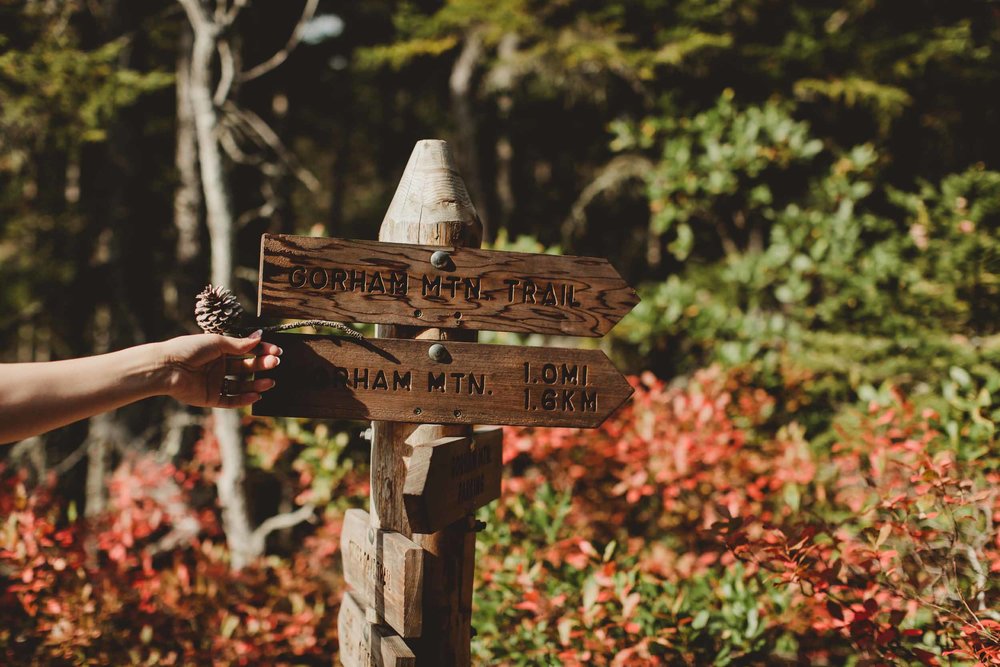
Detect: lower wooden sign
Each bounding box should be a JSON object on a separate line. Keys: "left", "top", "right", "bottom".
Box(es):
{"left": 338, "top": 591, "right": 415, "bottom": 667}
{"left": 253, "top": 333, "right": 633, "bottom": 428}
{"left": 341, "top": 508, "right": 423, "bottom": 638}
{"left": 404, "top": 426, "right": 503, "bottom": 534}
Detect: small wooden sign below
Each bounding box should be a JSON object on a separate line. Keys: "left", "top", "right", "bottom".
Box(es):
{"left": 340, "top": 508, "right": 423, "bottom": 638}
{"left": 258, "top": 234, "right": 639, "bottom": 337}
{"left": 404, "top": 426, "right": 503, "bottom": 534}
{"left": 253, "top": 334, "right": 633, "bottom": 428}
{"left": 338, "top": 591, "right": 415, "bottom": 667}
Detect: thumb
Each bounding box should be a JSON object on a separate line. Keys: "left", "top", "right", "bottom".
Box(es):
{"left": 217, "top": 330, "right": 263, "bottom": 355}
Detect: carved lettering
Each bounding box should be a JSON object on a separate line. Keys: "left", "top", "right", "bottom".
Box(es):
{"left": 347, "top": 538, "right": 391, "bottom": 589}
{"left": 388, "top": 272, "right": 408, "bottom": 295}
{"left": 332, "top": 268, "right": 347, "bottom": 290}
{"left": 450, "top": 445, "right": 492, "bottom": 478}
{"left": 428, "top": 372, "right": 446, "bottom": 392}
{"left": 393, "top": 371, "right": 412, "bottom": 391}
{"left": 427, "top": 371, "right": 487, "bottom": 395}
{"left": 422, "top": 275, "right": 441, "bottom": 297}
{"left": 309, "top": 268, "right": 328, "bottom": 289}
{"left": 457, "top": 474, "right": 485, "bottom": 502}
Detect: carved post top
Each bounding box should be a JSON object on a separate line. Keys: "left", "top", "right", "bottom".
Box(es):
{"left": 379, "top": 140, "right": 482, "bottom": 248}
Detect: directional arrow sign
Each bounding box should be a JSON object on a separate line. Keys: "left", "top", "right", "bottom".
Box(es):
{"left": 252, "top": 334, "right": 634, "bottom": 428}
{"left": 340, "top": 508, "right": 423, "bottom": 638}
{"left": 404, "top": 426, "right": 503, "bottom": 534}
{"left": 257, "top": 234, "right": 639, "bottom": 337}
{"left": 338, "top": 591, "right": 415, "bottom": 667}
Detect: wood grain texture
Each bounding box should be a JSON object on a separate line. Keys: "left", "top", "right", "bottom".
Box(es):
{"left": 257, "top": 234, "right": 639, "bottom": 337}
{"left": 372, "top": 139, "right": 479, "bottom": 667}
{"left": 340, "top": 509, "right": 423, "bottom": 638}
{"left": 251, "top": 333, "right": 634, "bottom": 428}
{"left": 338, "top": 591, "right": 416, "bottom": 667}
{"left": 403, "top": 426, "right": 503, "bottom": 534}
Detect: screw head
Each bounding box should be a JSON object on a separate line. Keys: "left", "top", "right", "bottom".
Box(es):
{"left": 414, "top": 407, "right": 422, "bottom": 416}
{"left": 428, "top": 343, "right": 449, "bottom": 363}
{"left": 430, "top": 250, "right": 452, "bottom": 270}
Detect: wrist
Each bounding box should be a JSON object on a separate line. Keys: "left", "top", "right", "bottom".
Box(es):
{"left": 143, "top": 341, "right": 177, "bottom": 398}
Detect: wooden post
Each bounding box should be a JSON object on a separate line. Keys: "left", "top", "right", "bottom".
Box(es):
{"left": 371, "top": 140, "right": 483, "bottom": 666}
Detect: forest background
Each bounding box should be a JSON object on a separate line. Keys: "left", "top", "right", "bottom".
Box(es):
{"left": 2, "top": 0, "right": 1000, "bottom": 664}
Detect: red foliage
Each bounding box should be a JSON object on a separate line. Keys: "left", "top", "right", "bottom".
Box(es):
{"left": 497, "top": 369, "right": 1000, "bottom": 664}
{"left": 0, "top": 452, "right": 355, "bottom": 665}
{"left": 721, "top": 390, "right": 1000, "bottom": 664}
{"left": 3, "top": 369, "right": 999, "bottom": 664}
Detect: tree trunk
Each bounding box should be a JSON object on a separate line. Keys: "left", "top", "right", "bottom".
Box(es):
{"left": 184, "top": 9, "right": 255, "bottom": 571}
{"left": 169, "top": 24, "right": 202, "bottom": 322}
{"left": 449, "top": 30, "right": 489, "bottom": 242}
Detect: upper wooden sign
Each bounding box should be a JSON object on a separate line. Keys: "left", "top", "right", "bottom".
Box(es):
{"left": 253, "top": 333, "right": 634, "bottom": 428}
{"left": 257, "top": 234, "right": 639, "bottom": 337}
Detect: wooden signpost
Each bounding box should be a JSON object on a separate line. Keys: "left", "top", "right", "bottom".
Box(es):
{"left": 252, "top": 140, "right": 639, "bottom": 666}
{"left": 258, "top": 235, "right": 638, "bottom": 337}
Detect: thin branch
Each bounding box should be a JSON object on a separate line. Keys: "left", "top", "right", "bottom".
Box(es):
{"left": 249, "top": 503, "right": 316, "bottom": 554}
{"left": 235, "top": 201, "right": 275, "bottom": 227}
{"left": 214, "top": 38, "right": 236, "bottom": 106}
{"left": 9, "top": 436, "right": 46, "bottom": 479}
{"left": 239, "top": 0, "right": 319, "bottom": 82}
{"left": 561, "top": 154, "right": 653, "bottom": 243}
{"left": 223, "top": 102, "right": 321, "bottom": 191}
{"left": 177, "top": 0, "right": 211, "bottom": 34}
{"left": 220, "top": 0, "right": 249, "bottom": 27}
{"left": 237, "top": 319, "right": 364, "bottom": 339}
{"left": 218, "top": 124, "right": 263, "bottom": 165}
{"left": 51, "top": 437, "right": 91, "bottom": 476}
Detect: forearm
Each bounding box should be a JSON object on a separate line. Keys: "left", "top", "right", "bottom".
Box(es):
{"left": 0, "top": 343, "right": 169, "bottom": 444}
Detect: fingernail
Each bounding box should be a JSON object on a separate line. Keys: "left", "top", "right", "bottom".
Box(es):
{"left": 249, "top": 329, "right": 263, "bottom": 339}
{"left": 276, "top": 347, "right": 284, "bottom": 356}
{"left": 266, "top": 379, "right": 277, "bottom": 389}
{"left": 273, "top": 357, "right": 281, "bottom": 366}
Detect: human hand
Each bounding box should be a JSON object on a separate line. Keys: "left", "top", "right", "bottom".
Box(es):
{"left": 159, "top": 331, "right": 281, "bottom": 408}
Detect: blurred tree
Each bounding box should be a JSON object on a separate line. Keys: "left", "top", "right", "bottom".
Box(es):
{"left": 176, "top": 0, "right": 318, "bottom": 570}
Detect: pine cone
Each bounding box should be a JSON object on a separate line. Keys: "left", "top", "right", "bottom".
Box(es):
{"left": 195, "top": 285, "right": 244, "bottom": 334}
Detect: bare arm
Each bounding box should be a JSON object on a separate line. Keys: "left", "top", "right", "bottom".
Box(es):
{"left": 0, "top": 331, "right": 281, "bottom": 445}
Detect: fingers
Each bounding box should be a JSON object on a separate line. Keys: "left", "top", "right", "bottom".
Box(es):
{"left": 215, "top": 330, "right": 264, "bottom": 356}
{"left": 212, "top": 333, "right": 283, "bottom": 410}
{"left": 217, "top": 392, "right": 264, "bottom": 409}
{"left": 226, "top": 354, "right": 280, "bottom": 374}
{"left": 252, "top": 341, "right": 282, "bottom": 358}
{"left": 226, "top": 377, "right": 276, "bottom": 395}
